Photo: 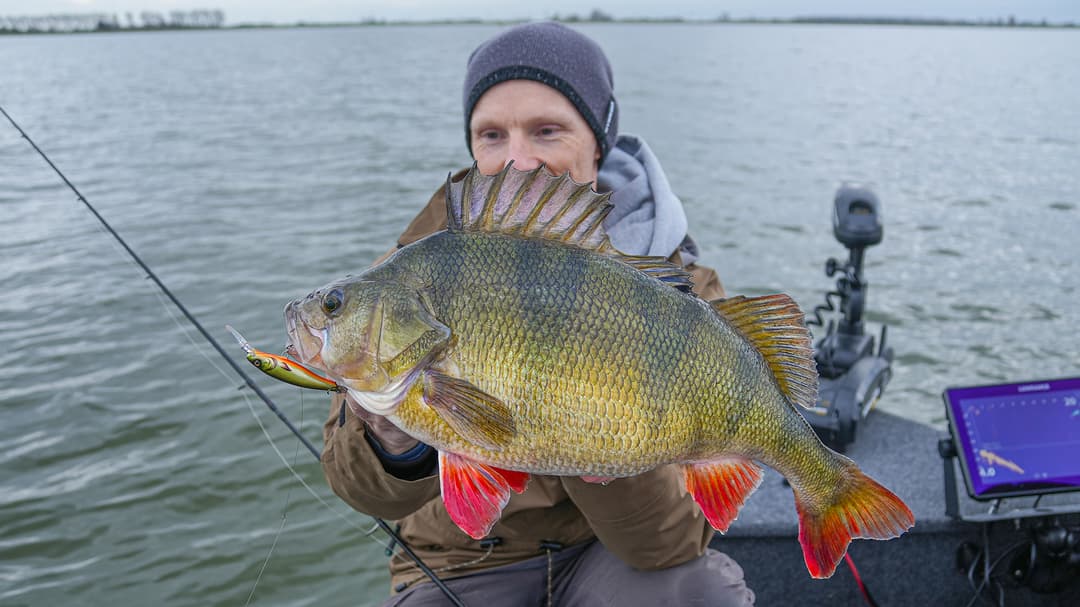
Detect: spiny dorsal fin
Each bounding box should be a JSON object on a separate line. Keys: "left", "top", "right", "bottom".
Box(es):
{"left": 446, "top": 164, "right": 696, "bottom": 293}
{"left": 446, "top": 163, "right": 616, "bottom": 253}
{"left": 711, "top": 294, "right": 818, "bottom": 409}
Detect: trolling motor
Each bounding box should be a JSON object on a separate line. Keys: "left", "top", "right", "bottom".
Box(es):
{"left": 805, "top": 184, "right": 893, "bottom": 452}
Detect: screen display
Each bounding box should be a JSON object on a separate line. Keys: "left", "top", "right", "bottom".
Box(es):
{"left": 943, "top": 377, "right": 1080, "bottom": 500}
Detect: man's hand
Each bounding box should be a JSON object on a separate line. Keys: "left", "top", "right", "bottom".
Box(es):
{"left": 346, "top": 393, "right": 420, "bottom": 455}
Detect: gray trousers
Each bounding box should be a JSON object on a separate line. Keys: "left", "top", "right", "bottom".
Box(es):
{"left": 383, "top": 541, "right": 755, "bottom": 607}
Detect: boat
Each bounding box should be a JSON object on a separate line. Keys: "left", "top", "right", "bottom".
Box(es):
{"left": 714, "top": 408, "right": 1080, "bottom": 605}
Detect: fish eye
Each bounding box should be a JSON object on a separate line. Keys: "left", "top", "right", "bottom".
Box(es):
{"left": 322, "top": 289, "right": 344, "bottom": 315}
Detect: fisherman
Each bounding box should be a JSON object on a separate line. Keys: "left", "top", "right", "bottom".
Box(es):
{"left": 322, "top": 22, "right": 755, "bottom": 606}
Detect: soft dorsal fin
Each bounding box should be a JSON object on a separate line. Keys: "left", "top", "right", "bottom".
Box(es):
{"left": 711, "top": 294, "right": 818, "bottom": 409}
{"left": 446, "top": 163, "right": 616, "bottom": 253}
{"left": 621, "top": 256, "right": 694, "bottom": 293}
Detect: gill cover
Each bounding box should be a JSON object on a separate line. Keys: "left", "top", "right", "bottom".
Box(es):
{"left": 328, "top": 282, "right": 451, "bottom": 398}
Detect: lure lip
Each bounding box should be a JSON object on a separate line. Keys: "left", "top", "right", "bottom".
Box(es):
{"left": 225, "top": 324, "right": 255, "bottom": 355}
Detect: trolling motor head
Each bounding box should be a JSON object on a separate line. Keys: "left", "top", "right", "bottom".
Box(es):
{"left": 824, "top": 185, "right": 883, "bottom": 339}
{"left": 805, "top": 184, "right": 893, "bottom": 452}
{"left": 833, "top": 185, "right": 883, "bottom": 250}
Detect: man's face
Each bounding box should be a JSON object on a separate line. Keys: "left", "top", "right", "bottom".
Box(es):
{"left": 469, "top": 80, "right": 601, "bottom": 184}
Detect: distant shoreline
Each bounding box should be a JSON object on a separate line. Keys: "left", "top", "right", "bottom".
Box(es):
{"left": 2, "top": 16, "right": 1078, "bottom": 36}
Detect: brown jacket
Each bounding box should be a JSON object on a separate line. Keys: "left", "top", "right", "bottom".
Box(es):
{"left": 321, "top": 174, "right": 726, "bottom": 592}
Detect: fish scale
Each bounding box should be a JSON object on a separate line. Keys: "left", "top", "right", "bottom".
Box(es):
{"left": 285, "top": 164, "right": 913, "bottom": 578}
{"left": 375, "top": 231, "right": 761, "bottom": 475}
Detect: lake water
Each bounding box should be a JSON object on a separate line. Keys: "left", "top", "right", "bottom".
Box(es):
{"left": 1, "top": 23, "right": 1078, "bottom": 606}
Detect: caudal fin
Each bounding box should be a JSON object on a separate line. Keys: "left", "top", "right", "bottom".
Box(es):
{"left": 793, "top": 462, "right": 914, "bottom": 578}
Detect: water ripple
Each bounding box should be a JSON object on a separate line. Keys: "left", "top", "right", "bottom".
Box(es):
{"left": 4, "top": 23, "right": 1079, "bottom": 607}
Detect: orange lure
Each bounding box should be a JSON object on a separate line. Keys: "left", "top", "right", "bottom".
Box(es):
{"left": 226, "top": 325, "right": 343, "bottom": 392}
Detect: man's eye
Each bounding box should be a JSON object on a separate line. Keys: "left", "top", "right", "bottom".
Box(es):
{"left": 478, "top": 130, "right": 501, "bottom": 141}
{"left": 538, "top": 127, "right": 557, "bottom": 137}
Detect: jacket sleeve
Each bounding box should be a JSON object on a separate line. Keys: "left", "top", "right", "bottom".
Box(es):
{"left": 561, "top": 466, "right": 715, "bottom": 570}
{"left": 687, "top": 262, "right": 725, "bottom": 301}
{"left": 321, "top": 396, "right": 440, "bottom": 520}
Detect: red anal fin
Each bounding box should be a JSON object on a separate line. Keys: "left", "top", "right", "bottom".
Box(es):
{"left": 794, "top": 462, "right": 915, "bottom": 578}
{"left": 683, "top": 458, "right": 763, "bottom": 533}
{"left": 580, "top": 476, "right": 616, "bottom": 485}
{"left": 439, "top": 451, "right": 530, "bottom": 539}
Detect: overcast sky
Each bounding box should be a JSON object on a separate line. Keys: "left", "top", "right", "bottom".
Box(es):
{"left": 1, "top": 0, "right": 1078, "bottom": 24}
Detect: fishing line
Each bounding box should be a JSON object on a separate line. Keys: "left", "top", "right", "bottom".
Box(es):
{"left": 245, "top": 394, "right": 305, "bottom": 606}
{"left": 153, "top": 274, "right": 424, "bottom": 572}
{"left": 246, "top": 506, "right": 289, "bottom": 606}
{"left": 238, "top": 389, "right": 382, "bottom": 538}
{"left": 149, "top": 265, "right": 390, "bottom": 543}
{"left": 0, "top": 104, "right": 319, "bottom": 459}
{"left": 1, "top": 103, "right": 466, "bottom": 607}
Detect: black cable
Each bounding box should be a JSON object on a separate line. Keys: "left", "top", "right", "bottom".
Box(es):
{"left": 807, "top": 288, "right": 843, "bottom": 329}
{"left": 962, "top": 524, "right": 1029, "bottom": 607}
{"left": 1, "top": 104, "right": 465, "bottom": 607}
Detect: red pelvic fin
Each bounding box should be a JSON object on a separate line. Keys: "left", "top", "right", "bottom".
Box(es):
{"left": 580, "top": 476, "right": 616, "bottom": 485}
{"left": 438, "top": 451, "right": 531, "bottom": 539}
{"left": 682, "top": 458, "right": 763, "bottom": 533}
{"left": 794, "top": 464, "right": 915, "bottom": 579}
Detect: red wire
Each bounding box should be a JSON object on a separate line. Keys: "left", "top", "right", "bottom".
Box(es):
{"left": 845, "top": 552, "right": 879, "bottom": 607}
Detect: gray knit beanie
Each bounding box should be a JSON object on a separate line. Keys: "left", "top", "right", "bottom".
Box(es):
{"left": 463, "top": 22, "right": 619, "bottom": 162}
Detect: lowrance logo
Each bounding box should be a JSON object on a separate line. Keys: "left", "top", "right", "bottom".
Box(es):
{"left": 1017, "top": 383, "right": 1050, "bottom": 393}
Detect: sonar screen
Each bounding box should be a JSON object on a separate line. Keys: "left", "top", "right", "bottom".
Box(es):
{"left": 944, "top": 377, "right": 1080, "bottom": 500}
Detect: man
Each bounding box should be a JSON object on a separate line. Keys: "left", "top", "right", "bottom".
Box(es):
{"left": 322, "top": 22, "right": 754, "bottom": 606}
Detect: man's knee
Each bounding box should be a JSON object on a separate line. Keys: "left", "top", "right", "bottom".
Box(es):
{"left": 560, "top": 545, "right": 754, "bottom": 606}
{"left": 693, "top": 549, "right": 755, "bottom": 607}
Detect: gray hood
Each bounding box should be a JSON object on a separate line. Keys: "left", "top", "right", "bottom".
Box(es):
{"left": 597, "top": 134, "right": 699, "bottom": 264}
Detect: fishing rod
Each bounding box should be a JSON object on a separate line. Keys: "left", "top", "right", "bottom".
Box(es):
{"left": 1, "top": 104, "right": 466, "bottom": 607}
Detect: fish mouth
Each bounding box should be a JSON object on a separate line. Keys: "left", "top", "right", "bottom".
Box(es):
{"left": 284, "top": 301, "right": 327, "bottom": 370}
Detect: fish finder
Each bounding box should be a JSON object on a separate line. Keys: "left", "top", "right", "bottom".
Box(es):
{"left": 943, "top": 377, "right": 1080, "bottom": 500}
{"left": 941, "top": 377, "right": 1080, "bottom": 597}
{"left": 805, "top": 184, "right": 892, "bottom": 451}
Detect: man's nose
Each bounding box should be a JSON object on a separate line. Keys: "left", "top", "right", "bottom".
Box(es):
{"left": 503, "top": 135, "right": 541, "bottom": 171}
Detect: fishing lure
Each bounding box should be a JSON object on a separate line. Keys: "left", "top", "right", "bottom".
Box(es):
{"left": 226, "top": 325, "right": 344, "bottom": 392}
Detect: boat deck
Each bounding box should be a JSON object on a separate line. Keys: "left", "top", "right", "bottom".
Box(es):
{"left": 711, "top": 411, "right": 1080, "bottom": 606}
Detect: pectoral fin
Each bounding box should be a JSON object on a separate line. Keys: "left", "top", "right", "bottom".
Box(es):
{"left": 439, "top": 451, "right": 531, "bottom": 539}
{"left": 683, "top": 458, "right": 764, "bottom": 533}
{"left": 423, "top": 371, "right": 516, "bottom": 450}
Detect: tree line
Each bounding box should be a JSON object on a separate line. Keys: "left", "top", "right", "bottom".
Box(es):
{"left": 1, "top": 10, "right": 225, "bottom": 33}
